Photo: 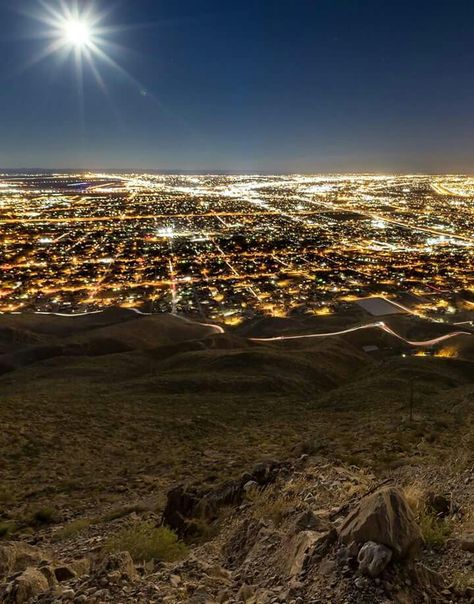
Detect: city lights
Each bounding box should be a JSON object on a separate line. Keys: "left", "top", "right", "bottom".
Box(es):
{"left": 0, "top": 173, "right": 472, "bottom": 320}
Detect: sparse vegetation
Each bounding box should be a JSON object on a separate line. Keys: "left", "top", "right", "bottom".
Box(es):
{"left": 104, "top": 522, "right": 188, "bottom": 563}
{"left": 30, "top": 506, "right": 57, "bottom": 526}
{"left": 0, "top": 309, "right": 471, "bottom": 601}
{"left": 452, "top": 569, "right": 474, "bottom": 592}
{"left": 404, "top": 483, "right": 426, "bottom": 515}
{"left": 404, "top": 483, "right": 454, "bottom": 549}
{"left": 418, "top": 510, "right": 453, "bottom": 549}
{"left": 53, "top": 518, "right": 92, "bottom": 541}
{"left": 0, "top": 521, "right": 15, "bottom": 539}
{"left": 0, "top": 487, "right": 14, "bottom": 505}
{"left": 99, "top": 504, "right": 150, "bottom": 523}
{"left": 247, "top": 484, "right": 301, "bottom": 527}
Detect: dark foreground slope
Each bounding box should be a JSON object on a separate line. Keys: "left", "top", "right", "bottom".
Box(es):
{"left": 0, "top": 309, "right": 472, "bottom": 602}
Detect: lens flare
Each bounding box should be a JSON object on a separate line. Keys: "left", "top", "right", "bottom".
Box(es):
{"left": 17, "top": 1, "right": 156, "bottom": 115}
{"left": 22, "top": 1, "right": 113, "bottom": 71}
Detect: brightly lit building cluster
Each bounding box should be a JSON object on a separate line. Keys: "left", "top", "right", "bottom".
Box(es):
{"left": 0, "top": 173, "right": 473, "bottom": 323}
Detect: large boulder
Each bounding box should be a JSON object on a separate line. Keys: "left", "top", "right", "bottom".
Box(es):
{"left": 5, "top": 568, "right": 50, "bottom": 603}
{"left": 0, "top": 542, "right": 48, "bottom": 578}
{"left": 339, "top": 486, "right": 422, "bottom": 558}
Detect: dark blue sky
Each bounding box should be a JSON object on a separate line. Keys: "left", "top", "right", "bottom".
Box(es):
{"left": 1, "top": 0, "right": 474, "bottom": 172}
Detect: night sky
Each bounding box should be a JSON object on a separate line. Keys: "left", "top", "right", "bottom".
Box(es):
{"left": 1, "top": 0, "right": 474, "bottom": 172}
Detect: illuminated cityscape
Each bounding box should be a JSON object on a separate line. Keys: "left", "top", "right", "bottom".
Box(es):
{"left": 1, "top": 0, "right": 474, "bottom": 599}
{"left": 0, "top": 173, "right": 472, "bottom": 323}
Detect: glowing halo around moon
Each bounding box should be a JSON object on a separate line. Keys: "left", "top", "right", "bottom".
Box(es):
{"left": 20, "top": 1, "right": 153, "bottom": 105}
{"left": 21, "top": 0, "right": 130, "bottom": 90}
{"left": 31, "top": 1, "right": 104, "bottom": 60}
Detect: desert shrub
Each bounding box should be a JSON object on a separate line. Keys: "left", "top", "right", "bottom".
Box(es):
{"left": 404, "top": 484, "right": 453, "bottom": 548}
{"left": 31, "top": 506, "right": 57, "bottom": 526}
{"left": 418, "top": 511, "right": 452, "bottom": 549}
{"left": 53, "top": 518, "right": 92, "bottom": 541}
{"left": 0, "top": 522, "right": 15, "bottom": 539}
{"left": 185, "top": 514, "right": 221, "bottom": 542}
{"left": 104, "top": 522, "right": 188, "bottom": 563}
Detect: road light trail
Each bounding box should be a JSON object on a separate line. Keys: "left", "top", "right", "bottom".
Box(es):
{"left": 249, "top": 321, "right": 472, "bottom": 347}
{"left": 431, "top": 182, "right": 473, "bottom": 197}
{"left": 168, "top": 257, "right": 178, "bottom": 315}
{"left": 211, "top": 239, "right": 262, "bottom": 302}
{"left": 0, "top": 211, "right": 316, "bottom": 225}
{"left": 83, "top": 240, "right": 127, "bottom": 304}
{"left": 304, "top": 197, "right": 474, "bottom": 245}
{"left": 164, "top": 230, "right": 179, "bottom": 315}
{"left": 2, "top": 308, "right": 469, "bottom": 348}
{"left": 172, "top": 312, "right": 225, "bottom": 334}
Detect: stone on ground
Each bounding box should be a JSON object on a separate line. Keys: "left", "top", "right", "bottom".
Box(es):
{"left": 339, "top": 486, "right": 422, "bottom": 558}
{"left": 0, "top": 542, "right": 48, "bottom": 578}
{"left": 5, "top": 568, "right": 50, "bottom": 604}
{"left": 357, "top": 541, "right": 393, "bottom": 577}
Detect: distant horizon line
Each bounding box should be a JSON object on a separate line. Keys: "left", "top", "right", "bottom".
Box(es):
{"left": 2, "top": 168, "right": 474, "bottom": 177}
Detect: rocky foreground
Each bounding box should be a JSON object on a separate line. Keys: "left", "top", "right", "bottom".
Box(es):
{"left": 0, "top": 456, "right": 472, "bottom": 604}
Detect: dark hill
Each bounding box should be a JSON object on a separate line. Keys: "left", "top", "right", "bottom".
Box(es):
{"left": 0, "top": 310, "right": 472, "bottom": 603}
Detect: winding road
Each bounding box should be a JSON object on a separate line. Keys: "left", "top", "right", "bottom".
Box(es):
{"left": 248, "top": 320, "right": 471, "bottom": 347}
{"left": 2, "top": 309, "right": 471, "bottom": 349}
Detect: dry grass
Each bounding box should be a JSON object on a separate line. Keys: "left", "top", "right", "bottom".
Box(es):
{"left": 99, "top": 504, "right": 151, "bottom": 523}
{"left": 104, "top": 521, "right": 188, "bottom": 563}
{"left": 247, "top": 482, "right": 302, "bottom": 528}
{"left": 53, "top": 518, "right": 92, "bottom": 541}
{"left": 404, "top": 483, "right": 426, "bottom": 515}
{"left": 404, "top": 482, "right": 454, "bottom": 549}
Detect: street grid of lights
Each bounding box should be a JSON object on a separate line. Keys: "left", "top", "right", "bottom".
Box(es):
{"left": 0, "top": 174, "right": 472, "bottom": 324}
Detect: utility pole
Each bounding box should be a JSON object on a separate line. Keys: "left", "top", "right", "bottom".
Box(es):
{"left": 409, "top": 379, "right": 414, "bottom": 423}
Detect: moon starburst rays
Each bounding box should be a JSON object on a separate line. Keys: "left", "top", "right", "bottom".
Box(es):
{"left": 15, "top": 1, "right": 159, "bottom": 121}
{"left": 23, "top": 0, "right": 125, "bottom": 79}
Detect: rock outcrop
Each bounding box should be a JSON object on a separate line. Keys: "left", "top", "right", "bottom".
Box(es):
{"left": 339, "top": 486, "right": 423, "bottom": 558}
{"left": 162, "top": 460, "right": 287, "bottom": 536}
{"left": 4, "top": 568, "right": 50, "bottom": 604}
{"left": 0, "top": 459, "right": 471, "bottom": 603}
{"left": 0, "top": 543, "right": 49, "bottom": 578}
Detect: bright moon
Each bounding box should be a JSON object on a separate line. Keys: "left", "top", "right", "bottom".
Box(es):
{"left": 29, "top": 1, "right": 134, "bottom": 89}
{"left": 63, "top": 20, "right": 92, "bottom": 47}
